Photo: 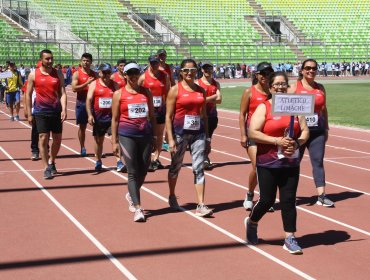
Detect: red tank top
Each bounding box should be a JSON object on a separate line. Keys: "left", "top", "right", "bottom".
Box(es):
{"left": 33, "top": 68, "right": 61, "bottom": 114}
{"left": 247, "top": 85, "right": 268, "bottom": 122}
{"left": 143, "top": 70, "right": 167, "bottom": 97}
{"left": 173, "top": 82, "right": 205, "bottom": 135}
{"left": 118, "top": 87, "right": 152, "bottom": 137}
{"left": 257, "top": 101, "right": 301, "bottom": 168}
{"left": 77, "top": 68, "right": 96, "bottom": 103}
{"left": 197, "top": 78, "right": 218, "bottom": 117}
{"left": 295, "top": 80, "right": 326, "bottom": 130}
{"left": 92, "top": 79, "right": 115, "bottom": 122}
{"left": 112, "top": 72, "right": 126, "bottom": 89}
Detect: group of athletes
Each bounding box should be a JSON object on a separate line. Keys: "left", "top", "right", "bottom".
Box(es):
{"left": 12, "top": 47, "right": 333, "bottom": 255}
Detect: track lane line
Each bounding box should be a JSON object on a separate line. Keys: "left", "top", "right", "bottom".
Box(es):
{"left": 0, "top": 145, "right": 137, "bottom": 280}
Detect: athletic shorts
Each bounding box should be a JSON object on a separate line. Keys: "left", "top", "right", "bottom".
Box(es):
{"left": 76, "top": 102, "right": 88, "bottom": 125}
{"left": 208, "top": 117, "right": 218, "bottom": 138}
{"left": 93, "top": 121, "right": 111, "bottom": 137}
{"left": 34, "top": 113, "right": 63, "bottom": 134}
{"left": 155, "top": 107, "right": 166, "bottom": 124}
{"left": 6, "top": 91, "right": 20, "bottom": 105}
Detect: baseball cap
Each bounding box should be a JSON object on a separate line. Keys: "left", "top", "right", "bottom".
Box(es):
{"left": 148, "top": 55, "right": 160, "bottom": 63}
{"left": 157, "top": 49, "right": 167, "bottom": 55}
{"left": 123, "top": 63, "right": 140, "bottom": 73}
{"left": 98, "top": 63, "right": 112, "bottom": 72}
{"left": 256, "top": 62, "right": 273, "bottom": 73}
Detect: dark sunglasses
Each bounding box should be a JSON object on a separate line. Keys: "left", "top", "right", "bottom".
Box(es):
{"left": 303, "top": 66, "right": 318, "bottom": 71}
{"left": 126, "top": 69, "right": 141, "bottom": 76}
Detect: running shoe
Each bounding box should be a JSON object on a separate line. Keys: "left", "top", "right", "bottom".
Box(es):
{"left": 80, "top": 147, "right": 87, "bottom": 157}
{"left": 168, "top": 195, "right": 181, "bottom": 211}
{"left": 43, "top": 167, "right": 53, "bottom": 180}
{"left": 243, "top": 192, "right": 254, "bottom": 210}
{"left": 203, "top": 158, "right": 213, "bottom": 170}
{"left": 148, "top": 160, "right": 158, "bottom": 172}
{"left": 48, "top": 163, "right": 57, "bottom": 175}
{"left": 162, "top": 143, "right": 170, "bottom": 152}
{"left": 10, "top": 116, "right": 14, "bottom": 121}
{"left": 317, "top": 194, "right": 335, "bottom": 207}
{"left": 283, "top": 236, "right": 303, "bottom": 255}
{"left": 116, "top": 160, "right": 126, "bottom": 172}
{"left": 133, "top": 208, "right": 146, "bottom": 222}
{"left": 195, "top": 204, "right": 213, "bottom": 217}
{"left": 95, "top": 160, "right": 102, "bottom": 171}
{"left": 244, "top": 217, "right": 258, "bottom": 245}
{"left": 14, "top": 115, "right": 20, "bottom": 121}
{"left": 125, "top": 193, "right": 136, "bottom": 213}
{"left": 31, "top": 152, "right": 39, "bottom": 161}
{"left": 155, "top": 159, "right": 164, "bottom": 169}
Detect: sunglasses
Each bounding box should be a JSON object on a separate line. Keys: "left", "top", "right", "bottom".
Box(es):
{"left": 181, "top": 68, "right": 197, "bottom": 73}
{"left": 258, "top": 70, "right": 273, "bottom": 76}
{"left": 303, "top": 66, "right": 318, "bottom": 71}
{"left": 126, "top": 69, "right": 141, "bottom": 76}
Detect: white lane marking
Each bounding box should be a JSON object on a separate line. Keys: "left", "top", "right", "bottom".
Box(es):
{"left": 158, "top": 154, "right": 370, "bottom": 236}
{"left": 0, "top": 146, "right": 137, "bottom": 280}
{"left": 324, "top": 159, "right": 370, "bottom": 172}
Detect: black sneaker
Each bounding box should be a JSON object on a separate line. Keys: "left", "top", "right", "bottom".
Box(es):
{"left": 203, "top": 158, "right": 213, "bottom": 170}
{"left": 317, "top": 194, "right": 335, "bottom": 207}
{"left": 148, "top": 160, "right": 158, "bottom": 172}
{"left": 31, "top": 152, "right": 39, "bottom": 161}
{"left": 44, "top": 167, "right": 53, "bottom": 180}
{"left": 155, "top": 159, "right": 164, "bottom": 169}
{"left": 48, "top": 163, "right": 57, "bottom": 175}
{"left": 244, "top": 217, "right": 258, "bottom": 245}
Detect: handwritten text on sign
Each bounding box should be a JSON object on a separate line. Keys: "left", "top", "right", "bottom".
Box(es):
{"left": 272, "top": 94, "right": 315, "bottom": 116}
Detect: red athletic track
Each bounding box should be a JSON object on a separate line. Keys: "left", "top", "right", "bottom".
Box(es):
{"left": 0, "top": 87, "right": 369, "bottom": 280}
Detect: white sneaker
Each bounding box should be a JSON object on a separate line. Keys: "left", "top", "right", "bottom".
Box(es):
{"left": 243, "top": 192, "right": 254, "bottom": 210}
{"left": 134, "top": 208, "right": 145, "bottom": 222}
{"left": 195, "top": 204, "right": 213, "bottom": 217}
{"left": 125, "top": 193, "right": 136, "bottom": 213}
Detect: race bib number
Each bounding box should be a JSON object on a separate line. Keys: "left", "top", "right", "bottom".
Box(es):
{"left": 99, "top": 98, "right": 112, "bottom": 109}
{"left": 183, "top": 115, "right": 200, "bottom": 130}
{"left": 128, "top": 103, "right": 148, "bottom": 118}
{"left": 153, "top": 96, "right": 162, "bottom": 108}
{"left": 305, "top": 113, "right": 318, "bottom": 127}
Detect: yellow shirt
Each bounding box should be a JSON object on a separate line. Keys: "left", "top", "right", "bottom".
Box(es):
{"left": 5, "top": 70, "right": 23, "bottom": 93}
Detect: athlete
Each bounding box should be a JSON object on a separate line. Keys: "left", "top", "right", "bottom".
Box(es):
{"left": 71, "top": 53, "right": 96, "bottom": 157}
{"left": 245, "top": 71, "right": 309, "bottom": 254}
{"left": 4, "top": 61, "right": 23, "bottom": 121}
{"left": 111, "top": 62, "right": 156, "bottom": 222}
{"left": 138, "top": 55, "right": 170, "bottom": 171}
{"left": 86, "top": 63, "right": 122, "bottom": 171}
{"left": 289, "top": 59, "right": 334, "bottom": 207}
{"left": 166, "top": 59, "right": 213, "bottom": 217}
{"left": 197, "top": 62, "right": 222, "bottom": 170}
{"left": 111, "top": 58, "right": 126, "bottom": 89}
{"left": 239, "top": 62, "right": 274, "bottom": 210}
{"left": 26, "top": 49, "right": 67, "bottom": 179}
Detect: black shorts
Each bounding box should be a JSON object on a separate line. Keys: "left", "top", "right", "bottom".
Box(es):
{"left": 93, "top": 121, "right": 111, "bottom": 137}
{"left": 34, "top": 113, "right": 63, "bottom": 134}
{"left": 208, "top": 117, "right": 218, "bottom": 138}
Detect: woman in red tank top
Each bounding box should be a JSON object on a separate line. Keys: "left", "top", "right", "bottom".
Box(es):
{"left": 138, "top": 55, "right": 170, "bottom": 172}
{"left": 246, "top": 72, "right": 309, "bottom": 254}
{"left": 239, "top": 62, "right": 274, "bottom": 211}
{"left": 165, "top": 59, "right": 213, "bottom": 217}
{"left": 289, "top": 59, "right": 334, "bottom": 207}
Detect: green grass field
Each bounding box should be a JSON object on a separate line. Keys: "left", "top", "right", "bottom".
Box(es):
{"left": 219, "top": 82, "right": 370, "bottom": 129}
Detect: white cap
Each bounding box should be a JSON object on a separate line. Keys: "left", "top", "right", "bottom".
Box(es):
{"left": 123, "top": 63, "right": 140, "bottom": 73}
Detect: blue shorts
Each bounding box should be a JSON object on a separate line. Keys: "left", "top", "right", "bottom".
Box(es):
{"left": 6, "top": 91, "right": 20, "bottom": 105}
{"left": 76, "top": 102, "right": 88, "bottom": 125}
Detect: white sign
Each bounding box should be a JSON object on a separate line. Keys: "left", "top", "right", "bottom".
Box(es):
{"left": 272, "top": 94, "right": 315, "bottom": 116}
{"left": 0, "top": 71, "right": 13, "bottom": 79}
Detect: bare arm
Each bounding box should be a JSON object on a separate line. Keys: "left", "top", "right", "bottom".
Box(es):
{"left": 71, "top": 71, "right": 94, "bottom": 92}
{"left": 145, "top": 88, "right": 158, "bottom": 144}
{"left": 58, "top": 71, "right": 67, "bottom": 122}
{"left": 25, "top": 72, "right": 35, "bottom": 125}
{"left": 239, "top": 88, "right": 251, "bottom": 148}
{"left": 165, "top": 85, "right": 178, "bottom": 153}
{"left": 85, "top": 81, "right": 96, "bottom": 126}
{"left": 111, "top": 89, "right": 121, "bottom": 156}
{"left": 137, "top": 73, "right": 145, "bottom": 87}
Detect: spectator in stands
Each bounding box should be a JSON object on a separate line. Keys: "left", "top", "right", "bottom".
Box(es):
{"left": 242, "top": 63, "right": 247, "bottom": 78}
{"left": 219, "top": 65, "right": 225, "bottom": 79}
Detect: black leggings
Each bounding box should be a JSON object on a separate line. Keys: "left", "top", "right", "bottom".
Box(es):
{"left": 250, "top": 166, "right": 300, "bottom": 233}
{"left": 119, "top": 136, "right": 152, "bottom": 206}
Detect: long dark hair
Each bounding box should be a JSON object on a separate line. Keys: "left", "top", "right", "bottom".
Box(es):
{"left": 298, "top": 59, "right": 318, "bottom": 80}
